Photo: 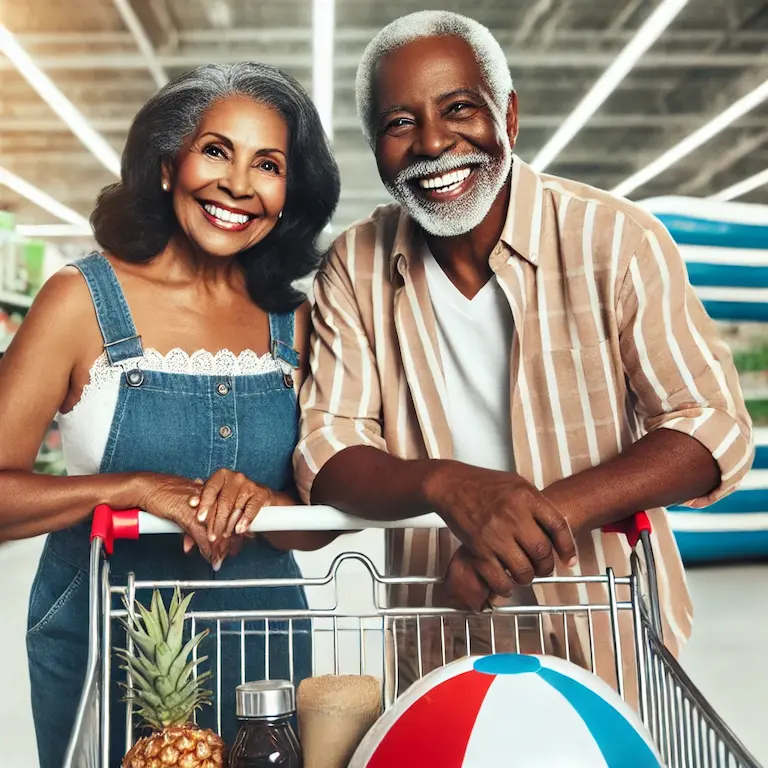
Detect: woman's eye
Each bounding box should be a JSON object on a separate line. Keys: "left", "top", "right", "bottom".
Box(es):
{"left": 259, "top": 160, "right": 280, "bottom": 174}
{"left": 203, "top": 145, "right": 226, "bottom": 159}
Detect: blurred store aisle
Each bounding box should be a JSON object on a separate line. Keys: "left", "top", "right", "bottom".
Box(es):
{"left": 1, "top": 537, "right": 766, "bottom": 767}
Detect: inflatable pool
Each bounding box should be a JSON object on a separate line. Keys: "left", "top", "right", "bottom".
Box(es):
{"left": 640, "top": 197, "right": 768, "bottom": 562}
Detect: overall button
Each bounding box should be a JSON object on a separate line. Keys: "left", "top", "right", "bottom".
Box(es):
{"left": 219, "top": 425, "right": 233, "bottom": 439}
{"left": 216, "top": 383, "right": 230, "bottom": 396}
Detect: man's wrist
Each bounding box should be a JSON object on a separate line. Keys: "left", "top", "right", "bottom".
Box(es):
{"left": 418, "top": 459, "right": 453, "bottom": 513}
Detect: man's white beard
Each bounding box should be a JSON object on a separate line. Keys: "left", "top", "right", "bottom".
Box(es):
{"left": 383, "top": 138, "right": 513, "bottom": 238}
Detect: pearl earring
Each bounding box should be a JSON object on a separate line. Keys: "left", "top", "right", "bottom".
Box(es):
{"left": 162, "top": 182, "right": 170, "bottom": 192}
{"left": 278, "top": 210, "right": 283, "bottom": 219}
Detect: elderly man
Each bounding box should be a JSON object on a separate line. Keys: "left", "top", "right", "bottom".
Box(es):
{"left": 294, "top": 11, "right": 752, "bottom": 694}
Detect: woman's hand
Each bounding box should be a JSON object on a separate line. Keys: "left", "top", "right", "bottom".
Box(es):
{"left": 194, "top": 469, "right": 274, "bottom": 567}
{"left": 136, "top": 473, "right": 213, "bottom": 558}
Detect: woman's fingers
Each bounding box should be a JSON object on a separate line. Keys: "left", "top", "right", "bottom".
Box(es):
{"left": 198, "top": 471, "right": 225, "bottom": 525}
{"left": 235, "top": 491, "right": 269, "bottom": 536}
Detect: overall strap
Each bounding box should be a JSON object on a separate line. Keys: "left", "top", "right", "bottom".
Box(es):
{"left": 73, "top": 254, "right": 145, "bottom": 383}
{"left": 269, "top": 310, "right": 299, "bottom": 387}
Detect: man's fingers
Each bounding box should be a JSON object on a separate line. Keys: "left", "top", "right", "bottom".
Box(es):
{"left": 445, "top": 548, "right": 490, "bottom": 613}
{"left": 516, "top": 523, "right": 556, "bottom": 578}
{"left": 535, "top": 501, "right": 577, "bottom": 567}
{"left": 182, "top": 534, "right": 195, "bottom": 554}
{"left": 495, "top": 542, "right": 537, "bottom": 586}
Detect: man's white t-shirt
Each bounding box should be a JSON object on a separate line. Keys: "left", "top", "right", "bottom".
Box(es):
{"left": 423, "top": 247, "right": 516, "bottom": 472}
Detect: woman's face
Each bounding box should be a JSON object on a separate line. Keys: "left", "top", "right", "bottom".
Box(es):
{"left": 163, "top": 95, "right": 289, "bottom": 259}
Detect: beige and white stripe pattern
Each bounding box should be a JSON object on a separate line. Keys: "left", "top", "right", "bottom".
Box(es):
{"left": 294, "top": 157, "right": 753, "bottom": 692}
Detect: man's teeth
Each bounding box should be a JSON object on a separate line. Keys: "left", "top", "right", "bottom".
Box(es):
{"left": 203, "top": 203, "right": 250, "bottom": 224}
{"left": 419, "top": 167, "right": 472, "bottom": 191}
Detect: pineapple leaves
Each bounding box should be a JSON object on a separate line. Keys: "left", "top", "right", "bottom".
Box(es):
{"left": 119, "top": 588, "right": 214, "bottom": 730}
{"left": 151, "top": 589, "right": 170, "bottom": 638}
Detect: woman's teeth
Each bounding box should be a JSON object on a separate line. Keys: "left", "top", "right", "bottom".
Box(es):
{"left": 203, "top": 203, "right": 250, "bottom": 224}
{"left": 419, "top": 167, "right": 472, "bottom": 191}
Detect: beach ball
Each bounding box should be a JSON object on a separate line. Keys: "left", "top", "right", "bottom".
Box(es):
{"left": 350, "top": 654, "right": 662, "bottom": 767}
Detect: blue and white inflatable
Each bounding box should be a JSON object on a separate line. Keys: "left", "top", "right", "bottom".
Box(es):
{"left": 640, "top": 197, "right": 768, "bottom": 562}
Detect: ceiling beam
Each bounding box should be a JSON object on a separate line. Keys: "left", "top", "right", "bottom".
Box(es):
{"left": 530, "top": 0, "right": 690, "bottom": 171}
{"left": 13, "top": 28, "right": 768, "bottom": 47}
{"left": 711, "top": 167, "right": 768, "bottom": 201}
{"left": 1, "top": 51, "right": 765, "bottom": 72}
{"left": 677, "top": 128, "right": 768, "bottom": 194}
{"left": 111, "top": 0, "right": 169, "bottom": 88}
{"left": 6, "top": 112, "right": 768, "bottom": 134}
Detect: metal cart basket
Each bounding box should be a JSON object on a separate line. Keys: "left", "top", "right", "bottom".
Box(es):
{"left": 64, "top": 505, "right": 761, "bottom": 768}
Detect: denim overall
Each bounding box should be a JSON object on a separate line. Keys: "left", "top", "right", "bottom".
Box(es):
{"left": 26, "top": 253, "right": 310, "bottom": 768}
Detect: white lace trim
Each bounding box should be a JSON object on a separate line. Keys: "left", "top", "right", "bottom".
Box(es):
{"left": 70, "top": 348, "right": 281, "bottom": 415}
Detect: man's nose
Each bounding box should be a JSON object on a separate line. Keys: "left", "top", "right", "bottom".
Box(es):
{"left": 411, "top": 118, "right": 456, "bottom": 158}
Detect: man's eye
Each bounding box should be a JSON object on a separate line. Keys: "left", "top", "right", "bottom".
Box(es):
{"left": 385, "top": 118, "right": 413, "bottom": 136}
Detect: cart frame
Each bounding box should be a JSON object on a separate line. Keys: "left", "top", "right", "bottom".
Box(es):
{"left": 63, "top": 505, "right": 761, "bottom": 768}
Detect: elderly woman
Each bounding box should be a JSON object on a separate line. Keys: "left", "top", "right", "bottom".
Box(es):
{"left": 0, "top": 63, "right": 340, "bottom": 766}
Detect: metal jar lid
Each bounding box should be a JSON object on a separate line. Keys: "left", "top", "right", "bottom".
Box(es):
{"left": 236, "top": 680, "right": 296, "bottom": 718}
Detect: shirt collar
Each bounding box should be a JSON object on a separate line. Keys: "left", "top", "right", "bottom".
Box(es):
{"left": 389, "top": 154, "right": 542, "bottom": 281}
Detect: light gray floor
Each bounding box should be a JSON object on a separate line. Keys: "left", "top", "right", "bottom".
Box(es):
{"left": 2, "top": 536, "right": 766, "bottom": 767}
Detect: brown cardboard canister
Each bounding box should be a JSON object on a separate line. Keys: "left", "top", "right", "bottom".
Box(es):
{"left": 297, "top": 675, "right": 382, "bottom": 768}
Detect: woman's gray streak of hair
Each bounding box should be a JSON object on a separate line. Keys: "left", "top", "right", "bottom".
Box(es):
{"left": 354, "top": 11, "right": 514, "bottom": 147}
{"left": 124, "top": 62, "right": 298, "bottom": 183}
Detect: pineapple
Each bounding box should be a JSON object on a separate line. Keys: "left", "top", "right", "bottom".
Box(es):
{"left": 119, "top": 587, "right": 226, "bottom": 768}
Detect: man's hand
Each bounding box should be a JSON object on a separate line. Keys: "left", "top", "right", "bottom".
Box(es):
{"left": 445, "top": 545, "right": 492, "bottom": 613}
{"left": 426, "top": 463, "right": 577, "bottom": 597}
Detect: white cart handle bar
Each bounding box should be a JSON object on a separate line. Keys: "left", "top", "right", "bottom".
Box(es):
{"left": 90, "top": 503, "right": 652, "bottom": 554}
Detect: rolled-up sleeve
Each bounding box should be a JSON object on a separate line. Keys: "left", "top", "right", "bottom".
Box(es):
{"left": 618, "top": 220, "right": 754, "bottom": 507}
{"left": 293, "top": 239, "right": 387, "bottom": 503}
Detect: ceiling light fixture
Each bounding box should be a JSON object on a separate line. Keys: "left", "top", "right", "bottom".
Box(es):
{"left": 0, "top": 25, "right": 121, "bottom": 176}
{"left": 710, "top": 167, "right": 768, "bottom": 201}
{"left": 530, "top": 0, "right": 690, "bottom": 171}
{"left": 312, "top": 0, "right": 336, "bottom": 143}
{"left": 612, "top": 77, "right": 768, "bottom": 197}
{"left": 0, "top": 166, "right": 91, "bottom": 228}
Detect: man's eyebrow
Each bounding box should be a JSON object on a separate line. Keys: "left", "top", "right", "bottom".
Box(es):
{"left": 437, "top": 87, "right": 484, "bottom": 103}
{"left": 377, "top": 87, "right": 485, "bottom": 122}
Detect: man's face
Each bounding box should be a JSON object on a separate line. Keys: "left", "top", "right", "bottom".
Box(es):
{"left": 372, "top": 35, "right": 516, "bottom": 238}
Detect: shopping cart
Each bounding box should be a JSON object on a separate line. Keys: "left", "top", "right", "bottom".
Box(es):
{"left": 63, "top": 505, "right": 761, "bottom": 768}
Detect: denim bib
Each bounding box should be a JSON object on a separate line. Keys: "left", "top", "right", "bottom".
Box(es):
{"left": 27, "top": 253, "right": 310, "bottom": 767}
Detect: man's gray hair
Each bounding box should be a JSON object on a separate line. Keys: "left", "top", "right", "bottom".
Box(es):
{"left": 355, "top": 11, "right": 514, "bottom": 146}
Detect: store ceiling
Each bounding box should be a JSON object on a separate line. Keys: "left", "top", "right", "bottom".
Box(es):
{"left": 2, "top": 0, "right": 768, "bottom": 238}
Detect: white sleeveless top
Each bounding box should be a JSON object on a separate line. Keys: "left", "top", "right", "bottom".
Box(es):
{"left": 55, "top": 348, "right": 281, "bottom": 477}
{"left": 423, "top": 247, "right": 516, "bottom": 472}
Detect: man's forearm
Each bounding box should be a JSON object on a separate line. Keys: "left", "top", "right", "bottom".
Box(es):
{"left": 310, "top": 446, "right": 442, "bottom": 520}
{"left": 543, "top": 429, "right": 720, "bottom": 536}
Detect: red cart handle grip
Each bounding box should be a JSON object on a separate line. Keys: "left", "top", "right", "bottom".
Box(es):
{"left": 90, "top": 503, "right": 141, "bottom": 555}
{"left": 602, "top": 511, "right": 652, "bottom": 548}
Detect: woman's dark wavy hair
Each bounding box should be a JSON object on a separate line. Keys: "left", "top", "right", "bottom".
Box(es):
{"left": 91, "top": 62, "right": 340, "bottom": 312}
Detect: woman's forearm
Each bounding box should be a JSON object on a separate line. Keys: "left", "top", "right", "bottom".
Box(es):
{"left": 0, "top": 471, "right": 147, "bottom": 541}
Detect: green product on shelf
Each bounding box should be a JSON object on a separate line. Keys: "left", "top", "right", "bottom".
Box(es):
{"left": 24, "top": 240, "right": 46, "bottom": 294}
{"left": 0, "top": 211, "right": 14, "bottom": 295}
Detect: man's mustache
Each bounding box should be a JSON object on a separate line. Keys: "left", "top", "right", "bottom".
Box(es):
{"left": 395, "top": 152, "right": 493, "bottom": 186}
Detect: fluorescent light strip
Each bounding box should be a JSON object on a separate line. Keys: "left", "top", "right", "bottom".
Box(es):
{"left": 0, "top": 167, "right": 91, "bottom": 228}
{"left": 613, "top": 76, "right": 768, "bottom": 197}
{"left": 710, "top": 167, "right": 768, "bottom": 201}
{"left": 111, "top": 0, "right": 169, "bottom": 89}
{"left": 312, "top": 0, "right": 336, "bottom": 142}
{"left": 0, "top": 25, "right": 121, "bottom": 177}
{"left": 530, "top": 0, "right": 690, "bottom": 171}
{"left": 16, "top": 224, "right": 93, "bottom": 237}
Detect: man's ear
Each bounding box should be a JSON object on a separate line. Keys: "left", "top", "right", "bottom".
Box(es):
{"left": 506, "top": 91, "right": 519, "bottom": 150}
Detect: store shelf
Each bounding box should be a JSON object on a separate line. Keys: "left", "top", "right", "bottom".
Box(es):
{"left": 0, "top": 290, "right": 34, "bottom": 309}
